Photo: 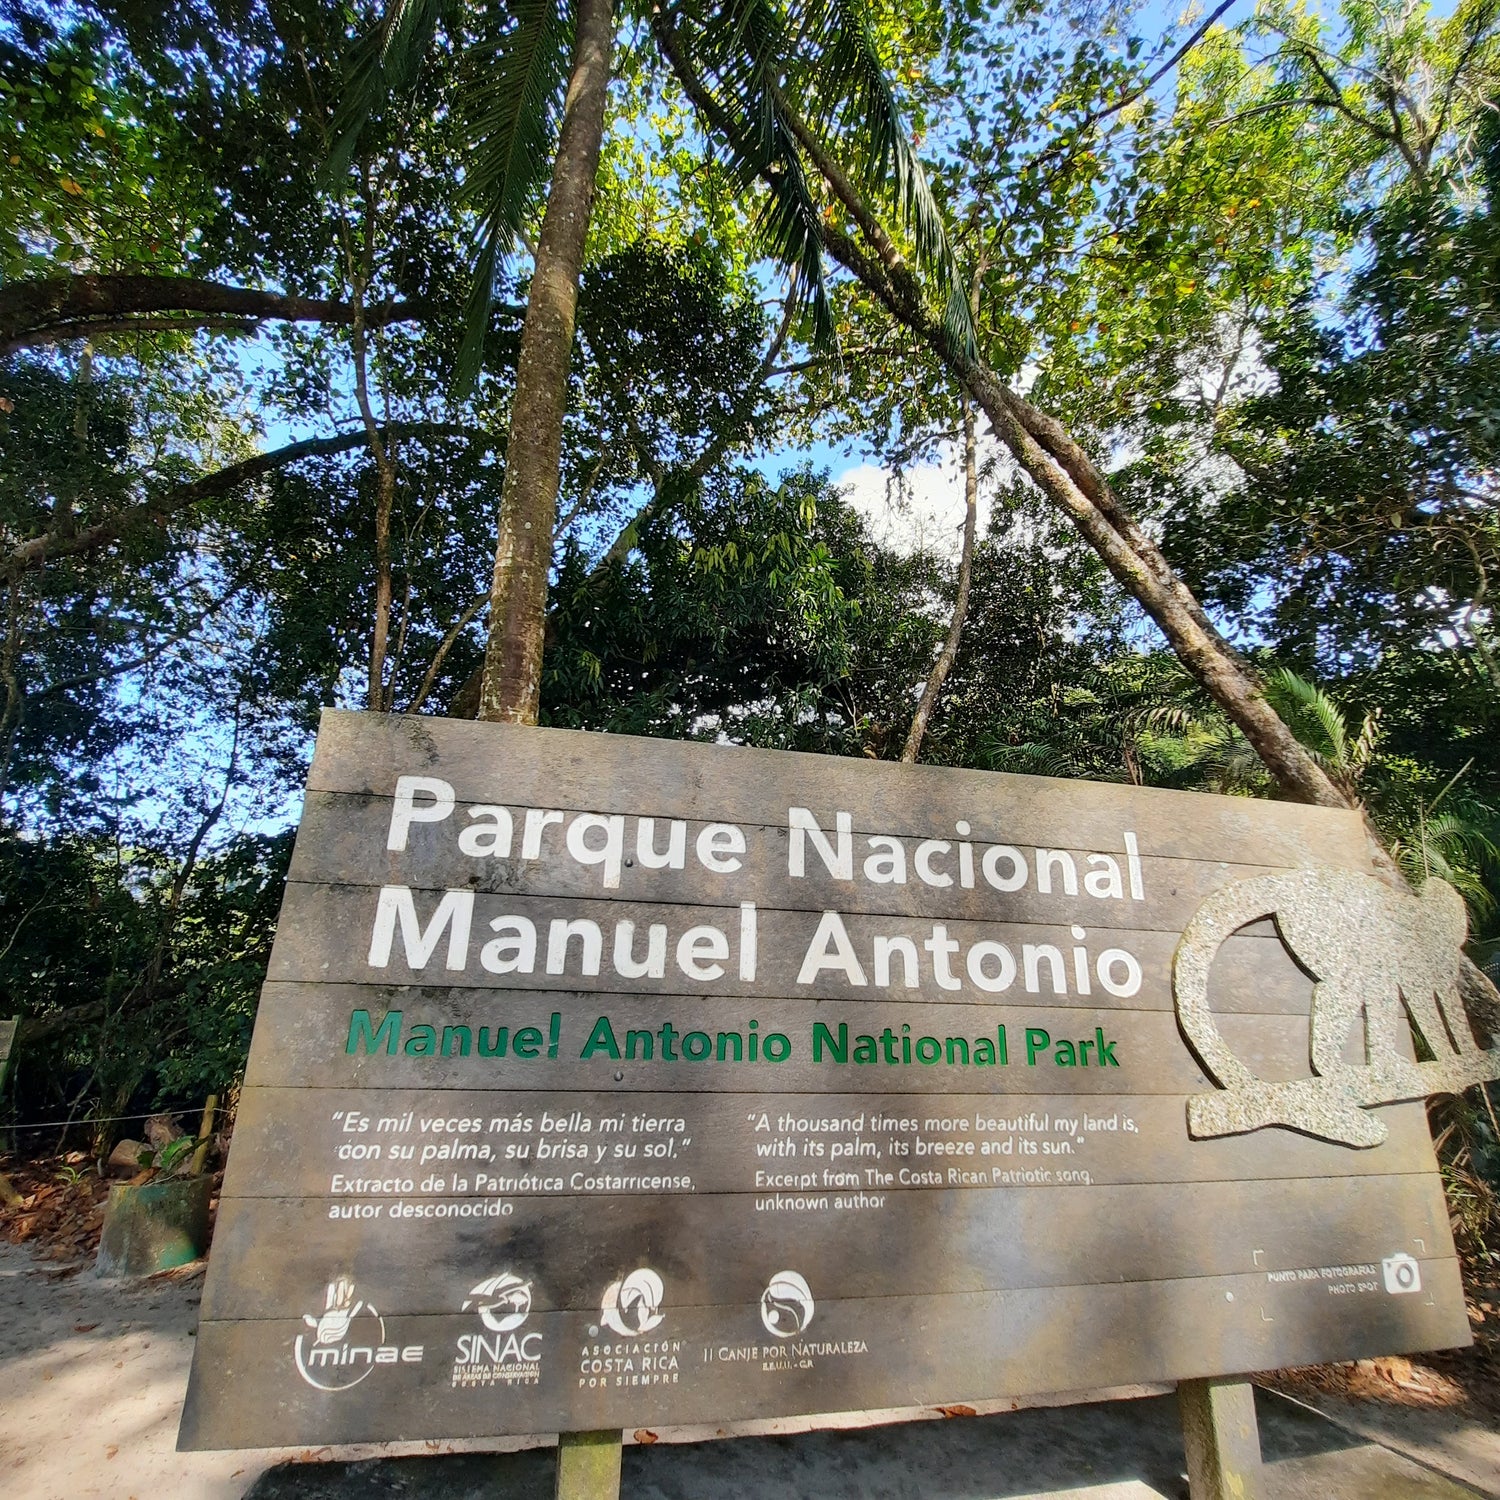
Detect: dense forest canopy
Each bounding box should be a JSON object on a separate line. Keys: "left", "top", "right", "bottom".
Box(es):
{"left": 0, "top": 0, "right": 1495, "bottom": 1142}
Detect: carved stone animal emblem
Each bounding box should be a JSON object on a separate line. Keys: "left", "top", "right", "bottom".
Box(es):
{"left": 1173, "top": 868, "right": 1500, "bottom": 1147}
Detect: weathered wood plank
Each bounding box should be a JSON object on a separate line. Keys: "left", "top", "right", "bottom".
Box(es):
{"left": 178, "top": 1259, "right": 1467, "bottom": 1450}
{"left": 182, "top": 712, "right": 1457, "bottom": 1454}
{"left": 200, "top": 1174, "right": 1455, "bottom": 1320}
{"left": 0, "top": 1015, "right": 17, "bottom": 1103}
{"left": 263, "top": 882, "right": 1318, "bottom": 1010}
{"left": 288, "top": 789, "right": 1339, "bottom": 933}
{"left": 303, "top": 714, "right": 1369, "bottom": 870}
{"left": 1179, "top": 1378, "right": 1262, "bottom": 1500}
{"left": 242, "top": 984, "right": 1374, "bottom": 1097}
{"left": 219, "top": 1086, "right": 1441, "bottom": 1202}
{"left": 556, "top": 1430, "right": 621, "bottom": 1500}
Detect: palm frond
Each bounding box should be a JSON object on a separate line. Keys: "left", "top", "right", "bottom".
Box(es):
{"left": 1396, "top": 840, "right": 1497, "bottom": 917}
{"left": 1264, "top": 666, "right": 1350, "bottom": 767}
{"left": 792, "top": 0, "right": 973, "bottom": 353}
{"left": 1418, "top": 811, "right": 1500, "bottom": 864}
{"left": 982, "top": 740, "right": 1077, "bottom": 779}
{"left": 455, "top": 0, "right": 573, "bottom": 388}
{"left": 658, "top": 0, "right": 833, "bottom": 342}
{"left": 328, "top": 0, "right": 455, "bottom": 180}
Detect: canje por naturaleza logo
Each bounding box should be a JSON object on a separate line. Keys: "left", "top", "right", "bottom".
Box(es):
{"left": 600, "top": 1268, "right": 666, "bottom": 1336}
{"left": 760, "top": 1270, "right": 815, "bottom": 1337}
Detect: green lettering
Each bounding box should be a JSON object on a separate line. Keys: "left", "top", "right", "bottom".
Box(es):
{"left": 813, "top": 1021, "right": 848, "bottom": 1063}
{"left": 346, "top": 1008, "right": 401, "bottom": 1056}
{"left": 580, "top": 1016, "right": 621, "bottom": 1060}
{"left": 404, "top": 1024, "right": 437, "bottom": 1057}
{"left": 1054, "top": 1039, "right": 1077, "bottom": 1067}
{"left": 1025, "top": 1027, "right": 1051, "bottom": 1065}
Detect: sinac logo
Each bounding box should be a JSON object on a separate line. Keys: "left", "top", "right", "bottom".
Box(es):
{"left": 600, "top": 1268, "right": 665, "bottom": 1336}
{"left": 294, "top": 1276, "right": 386, "bottom": 1391}
{"left": 760, "top": 1270, "right": 814, "bottom": 1337}
{"left": 464, "top": 1272, "right": 533, "bottom": 1332}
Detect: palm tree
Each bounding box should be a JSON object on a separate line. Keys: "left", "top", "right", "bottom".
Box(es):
{"left": 336, "top": 0, "right": 972, "bottom": 724}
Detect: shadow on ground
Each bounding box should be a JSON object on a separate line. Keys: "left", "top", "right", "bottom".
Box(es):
{"left": 244, "top": 1389, "right": 1487, "bottom": 1500}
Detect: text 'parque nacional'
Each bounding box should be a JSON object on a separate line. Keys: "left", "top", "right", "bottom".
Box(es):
{"left": 364, "top": 776, "right": 1149, "bottom": 1001}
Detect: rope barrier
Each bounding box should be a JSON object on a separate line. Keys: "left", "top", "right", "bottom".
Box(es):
{"left": 5, "top": 1108, "right": 209, "bottom": 1132}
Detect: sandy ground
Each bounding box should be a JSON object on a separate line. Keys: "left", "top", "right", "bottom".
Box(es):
{"left": 0, "top": 1240, "right": 1164, "bottom": 1500}
{"left": 3, "top": 1239, "right": 1498, "bottom": 1500}
{"left": 0, "top": 1243, "right": 530, "bottom": 1500}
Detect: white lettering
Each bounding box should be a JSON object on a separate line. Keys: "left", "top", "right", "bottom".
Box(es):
{"left": 677, "top": 925, "right": 730, "bottom": 981}
{"left": 697, "top": 823, "right": 745, "bottom": 873}
{"left": 914, "top": 839, "right": 952, "bottom": 887}
{"left": 457, "top": 805, "right": 513, "bottom": 858}
{"left": 386, "top": 776, "right": 454, "bottom": 851}
{"left": 547, "top": 918, "right": 603, "bottom": 976}
{"left": 367, "top": 886, "right": 473, "bottom": 970}
{"left": 480, "top": 915, "right": 537, "bottom": 974}
{"left": 614, "top": 921, "right": 667, "bottom": 979}
{"left": 788, "top": 808, "right": 853, "bottom": 879}
{"left": 797, "top": 911, "right": 867, "bottom": 985}
{"left": 567, "top": 813, "right": 625, "bottom": 889}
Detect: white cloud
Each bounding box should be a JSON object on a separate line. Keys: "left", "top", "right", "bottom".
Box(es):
{"left": 835, "top": 437, "right": 1000, "bottom": 560}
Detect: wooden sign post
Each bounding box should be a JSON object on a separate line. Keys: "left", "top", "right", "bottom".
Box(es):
{"left": 179, "top": 713, "right": 1492, "bottom": 1497}
{"left": 0, "top": 1015, "right": 17, "bottom": 1163}
{"left": 0, "top": 1015, "right": 17, "bottom": 1100}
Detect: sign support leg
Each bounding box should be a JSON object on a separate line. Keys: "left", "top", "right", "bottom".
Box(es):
{"left": 555, "top": 1429, "right": 622, "bottom": 1500}
{"left": 1178, "top": 1377, "right": 1261, "bottom": 1500}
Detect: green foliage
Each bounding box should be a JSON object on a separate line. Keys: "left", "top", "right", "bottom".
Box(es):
{"left": 0, "top": 12, "right": 218, "bottom": 277}
{"left": 453, "top": 0, "right": 575, "bottom": 382}
{"left": 2, "top": 0, "right": 1497, "bottom": 1137}
{"left": 0, "top": 827, "right": 291, "bottom": 1138}
{"left": 332, "top": 0, "right": 972, "bottom": 376}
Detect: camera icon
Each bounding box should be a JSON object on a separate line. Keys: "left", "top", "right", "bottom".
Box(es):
{"left": 1382, "top": 1252, "right": 1421, "bottom": 1295}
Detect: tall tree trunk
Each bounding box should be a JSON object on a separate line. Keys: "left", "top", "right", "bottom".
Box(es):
{"left": 478, "top": 0, "right": 616, "bottom": 726}
{"left": 350, "top": 291, "right": 398, "bottom": 712}
{"left": 902, "top": 396, "right": 979, "bottom": 764}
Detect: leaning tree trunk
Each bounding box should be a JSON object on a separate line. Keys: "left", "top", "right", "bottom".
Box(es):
{"left": 478, "top": 0, "right": 616, "bottom": 726}
{"left": 657, "top": 29, "right": 1500, "bottom": 1040}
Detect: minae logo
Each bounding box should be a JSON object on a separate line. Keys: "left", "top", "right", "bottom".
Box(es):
{"left": 294, "top": 1276, "right": 423, "bottom": 1392}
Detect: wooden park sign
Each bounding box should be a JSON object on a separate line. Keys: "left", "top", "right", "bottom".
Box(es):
{"left": 179, "top": 710, "right": 1498, "bottom": 1451}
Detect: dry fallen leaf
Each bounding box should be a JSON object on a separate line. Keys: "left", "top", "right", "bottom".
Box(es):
{"left": 633, "top": 1429, "right": 659, "bottom": 1445}
{"left": 936, "top": 1404, "right": 976, "bottom": 1418}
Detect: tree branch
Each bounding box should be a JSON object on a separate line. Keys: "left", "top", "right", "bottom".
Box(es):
{"left": 0, "top": 275, "right": 425, "bottom": 357}
{"left": 0, "top": 422, "right": 482, "bottom": 584}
